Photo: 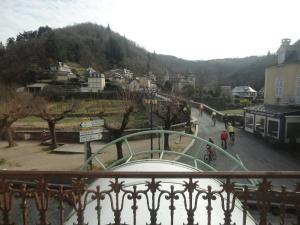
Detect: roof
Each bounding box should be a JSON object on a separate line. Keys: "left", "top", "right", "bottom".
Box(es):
{"left": 232, "top": 86, "right": 256, "bottom": 93}
{"left": 26, "top": 83, "right": 48, "bottom": 88}
{"left": 277, "top": 39, "right": 300, "bottom": 63}
{"left": 245, "top": 104, "right": 300, "bottom": 116}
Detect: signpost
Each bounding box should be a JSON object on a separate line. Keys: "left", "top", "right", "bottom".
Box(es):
{"left": 79, "top": 119, "right": 104, "bottom": 169}
{"left": 80, "top": 119, "right": 104, "bottom": 128}
{"left": 79, "top": 128, "right": 103, "bottom": 142}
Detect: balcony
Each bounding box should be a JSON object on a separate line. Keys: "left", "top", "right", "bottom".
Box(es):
{"left": 0, "top": 170, "right": 300, "bottom": 225}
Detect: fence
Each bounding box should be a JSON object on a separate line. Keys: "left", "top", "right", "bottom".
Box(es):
{"left": 0, "top": 171, "right": 299, "bottom": 225}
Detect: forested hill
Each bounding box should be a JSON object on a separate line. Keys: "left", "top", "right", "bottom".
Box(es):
{"left": 0, "top": 22, "right": 277, "bottom": 89}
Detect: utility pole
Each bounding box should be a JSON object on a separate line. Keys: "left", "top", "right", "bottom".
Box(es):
{"left": 145, "top": 87, "right": 157, "bottom": 159}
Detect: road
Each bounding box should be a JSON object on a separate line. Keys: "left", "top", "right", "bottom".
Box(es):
{"left": 180, "top": 107, "right": 300, "bottom": 188}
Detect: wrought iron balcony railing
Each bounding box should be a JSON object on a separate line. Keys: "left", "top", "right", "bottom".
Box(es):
{"left": 0, "top": 171, "right": 299, "bottom": 225}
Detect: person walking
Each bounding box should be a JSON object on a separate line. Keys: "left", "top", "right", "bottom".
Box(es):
{"left": 227, "top": 123, "right": 235, "bottom": 144}
{"left": 198, "top": 104, "right": 204, "bottom": 117}
{"left": 220, "top": 130, "right": 228, "bottom": 149}
{"left": 211, "top": 111, "right": 217, "bottom": 126}
{"left": 223, "top": 113, "right": 229, "bottom": 129}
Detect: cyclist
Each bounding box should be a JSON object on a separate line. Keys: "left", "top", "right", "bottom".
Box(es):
{"left": 206, "top": 138, "right": 215, "bottom": 163}
{"left": 228, "top": 123, "right": 235, "bottom": 144}
{"left": 211, "top": 111, "right": 217, "bottom": 126}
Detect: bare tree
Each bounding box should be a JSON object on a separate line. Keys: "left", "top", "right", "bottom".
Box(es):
{"left": 154, "top": 97, "right": 191, "bottom": 150}
{"left": 0, "top": 86, "right": 34, "bottom": 147}
{"left": 34, "top": 97, "right": 76, "bottom": 149}
{"left": 154, "top": 103, "right": 178, "bottom": 150}
{"left": 95, "top": 91, "right": 142, "bottom": 160}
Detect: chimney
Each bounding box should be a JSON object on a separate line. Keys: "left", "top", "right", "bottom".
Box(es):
{"left": 277, "top": 38, "right": 291, "bottom": 64}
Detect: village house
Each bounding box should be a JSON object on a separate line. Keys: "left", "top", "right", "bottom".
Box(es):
{"left": 244, "top": 39, "right": 300, "bottom": 146}
{"left": 80, "top": 68, "right": 106, "bottom": 93}
{"left": 232, "top": 86, "right": 257, "bottom": 100}
{"left": 139, "top": 76, "right": 151, "bottom": 89}
{"left": 50, "top": 62, "right": 77, "bottom": 81}
{"left": 170, "top": 73, "right": 195, "bottom": 92}
{"left": 26, "top": 83, "right": 48, "bottom": 95}
{"left": 107, "top": 68, "right": 133, "bottom": 79}
{"left": 128, "top": 78, "right": 141, "bottom": 92}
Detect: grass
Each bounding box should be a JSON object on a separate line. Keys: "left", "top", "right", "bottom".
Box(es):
{"left": 220, "top": 108, "right": 244, "bottom": 115}
{"left": 0, "top": 158, "right": 6, "bottom": 165}
{"left": 16, "top": 112, "right": 146, "bottom": 129}
{"left": 48, "top": 99, "right": 125, "bottom": 114}
{"left": 66, "top": 62, "right": 87, "bottom": 75}
{"left": 15, "top": 99, "right": 147, "bottom": 129}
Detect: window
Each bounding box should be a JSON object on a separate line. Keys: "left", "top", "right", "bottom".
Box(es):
{"left": 245, "top": 113, "right": 254, "bottom": 133}
{"left": 275, "top": 78, "right": 284, "bottom": 97}
{"left": 296, "top": 76, "right": 300, "bottom": 104}
{"left": 255, "top": 115, "right": 265, "bottom": 135}
{"left": 267, "top": 119, "right": 279, "bottom": 139}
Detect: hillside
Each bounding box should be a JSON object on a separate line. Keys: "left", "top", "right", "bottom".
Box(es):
{"left": 0, "top": 22, "right": 277, "bottom": 89}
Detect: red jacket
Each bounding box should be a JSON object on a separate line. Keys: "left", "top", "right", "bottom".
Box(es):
{"left": 220, "top": 131, "right": 228, "bottom": 140}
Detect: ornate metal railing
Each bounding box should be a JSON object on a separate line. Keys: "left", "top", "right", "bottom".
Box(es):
{"left": 0, "top": 171, "right": 299, "bottom": 225}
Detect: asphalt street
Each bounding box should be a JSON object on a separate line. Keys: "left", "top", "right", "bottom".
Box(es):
{"left": 180, "top": 107, "right": 300, "bottom": 188}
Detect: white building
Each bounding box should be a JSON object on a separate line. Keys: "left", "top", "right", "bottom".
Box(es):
{"left": 80, "top": 68, "right": 106, "bottom": 93}
{"left": 139, "top": 77, "right": 151, "bottom": 89}
{"left": 50, "top": 62, "right": 72, "bottom": 73}
{"left": 128, "top": 78, "right": 141, "bottom": 92}
{"left": 50, "top": 62, "right": 76, "bottom": 81}
{"left": 232, "top": 86, "right": 257, "bottom": 100}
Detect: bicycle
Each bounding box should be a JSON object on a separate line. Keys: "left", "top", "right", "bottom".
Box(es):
{"left": 203, "top": 146, "right": 217, "bottom": 163}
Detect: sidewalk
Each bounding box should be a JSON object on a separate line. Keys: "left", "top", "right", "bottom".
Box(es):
{"left": 0, "top": 132, "right": 193, "bottom": 171}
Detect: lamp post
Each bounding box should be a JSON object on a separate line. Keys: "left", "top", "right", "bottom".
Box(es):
{"left": 145, "top": 87, "right": 157, "bottom": 158}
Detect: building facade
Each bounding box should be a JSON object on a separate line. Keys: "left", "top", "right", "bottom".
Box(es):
{"left": 244, "top": 39, "right": 300, "bottom": 146}
{"left": 80, "top": 68, "right": 106, "bottom": 93}
{"left": 232, "top": 86, "right": 257, "bottom": 100}
{"left": 170, "top": 74, "right": 196, "bottom": 92}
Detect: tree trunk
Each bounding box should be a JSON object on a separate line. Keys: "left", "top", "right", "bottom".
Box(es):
{"left": 48, "top": 121, "right": 57, "bottom": 149}
{"left": 164, "top": 133, "right": 170, "bottom": 150}
{"left": 5, "top": 127, "right": 16, "bottom": 147}
{"left": 164, "top": 123, "right": 171, "bottom": 150}
{"left": 116, "top": 141, "right": 124, "bottom": 160}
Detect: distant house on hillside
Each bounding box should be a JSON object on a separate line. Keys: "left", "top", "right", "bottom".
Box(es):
{"left": 232, "top": 86, "right": 257, "bottom": 100}
{"left": 148, "top": 71, "right": 157, "bottom": 82}
{"left": 107, "top": 68, "right": 133, "bottom": 79}
{"left": 26, "top": 83, "right": 48, "bottom": 95}
{"left": 128, "top": 78, "right": 141, "bottom": 92}
{"left": 170, "top": 73, "right": 195, "bottom": 92}
{"left": 139, "top": 77, "right": 151, "bottom": 89}
{"left": 50, "top": 62, "right": 72, "bottom": 73}
{"left": 50, "top": 62, "right": 77, "bottom": 82}
{"left": 244, "top": 38, "right": 300, "bottom": 146}
{"left": 80, "top": 68, "right": 105, "bottom": 93}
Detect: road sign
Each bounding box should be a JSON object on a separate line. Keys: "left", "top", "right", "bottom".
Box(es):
{"left": 79, "top": 128, "right": 103, "bottom": 136}
{"left": 80, "top": 119, "right": 104, "bottom": 128}
{"left": 80, "top": 133, "right": 103, "bottom": 143}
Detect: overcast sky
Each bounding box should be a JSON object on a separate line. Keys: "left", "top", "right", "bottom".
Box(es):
{"left": 1, "top": 0, "right": 300, "bottom": 60}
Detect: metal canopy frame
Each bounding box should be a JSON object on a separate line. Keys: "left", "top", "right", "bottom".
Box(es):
{"left": 81, "top": 130, "right": 255, "bottom": 185}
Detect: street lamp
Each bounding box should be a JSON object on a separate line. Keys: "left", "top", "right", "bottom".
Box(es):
{"left": 144, "top": 87, "right": 157, "bottom": 158}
